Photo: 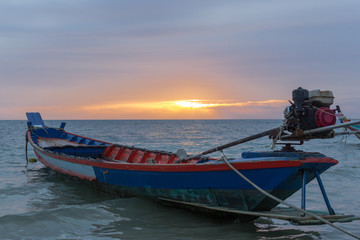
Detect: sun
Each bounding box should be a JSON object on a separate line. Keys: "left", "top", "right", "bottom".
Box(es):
{"left": 174, "top": 100, "right": 216, "bottom": 109}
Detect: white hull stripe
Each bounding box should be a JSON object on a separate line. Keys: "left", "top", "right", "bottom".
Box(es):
{"left": 36, "top": 150, "right": 96, "bottom": 180}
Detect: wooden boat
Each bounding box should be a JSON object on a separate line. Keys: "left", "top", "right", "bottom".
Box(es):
{"left": 25, "top": 112, "right": 341, "bottom": 222}
{"left": 336, "top": 110, "right": 360, "bottom": 139}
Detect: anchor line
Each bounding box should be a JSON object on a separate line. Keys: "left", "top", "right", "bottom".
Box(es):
{"left": 25, "top": 131, "right": 29, "bottom": 167}
{"left": 219, "top": 150, "right": 360, "bottom": 240}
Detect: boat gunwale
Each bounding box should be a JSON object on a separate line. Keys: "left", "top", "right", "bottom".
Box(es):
{"left": 28, "top": 131, "right": 337, "bottom": 173}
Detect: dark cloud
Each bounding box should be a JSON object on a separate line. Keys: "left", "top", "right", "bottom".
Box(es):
{"left": 1, "top": 0, "right": 360, "bottom": 118}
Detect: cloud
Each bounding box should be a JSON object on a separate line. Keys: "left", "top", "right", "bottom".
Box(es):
{"left": 80, "top": 99, "right": 288, "bottom": 119}
{"left": 0, "top": 1, "right": 359, "bottom": 119}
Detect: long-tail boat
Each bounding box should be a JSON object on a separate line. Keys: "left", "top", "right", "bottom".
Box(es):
{"left": 335, "top": 107, "right": 360, "bottom": 139}
{"left": 25, "top": 88, "right": 360, "bottom": 226}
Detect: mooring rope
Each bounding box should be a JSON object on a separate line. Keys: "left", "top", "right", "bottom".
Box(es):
{"left": 336, "top": 131, "right": 349, "bottom": 144}
{"left": 220, "top": 150, "right": 360, "bottom": 240}
{"left": 25, "top": 131, "right": 29, "bottom": 167}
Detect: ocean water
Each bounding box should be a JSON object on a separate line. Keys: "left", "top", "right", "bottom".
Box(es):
{"left": 0, "top": 119, "right": 359, "bottom": 240}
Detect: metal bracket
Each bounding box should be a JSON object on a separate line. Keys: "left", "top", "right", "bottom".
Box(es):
{"left": 301, "top": 170, "right": 335, "bottom": 216}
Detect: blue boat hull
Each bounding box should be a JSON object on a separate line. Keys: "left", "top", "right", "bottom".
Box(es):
{"left": 91, "top": 161, "right": 332, "bottom": 212}
{"left": 31, "top": 141, "right": 335, "bottom": 215}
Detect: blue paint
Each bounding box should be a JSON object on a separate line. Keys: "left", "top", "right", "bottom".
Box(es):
{"left": 94, "top": 165, "right": 301, "bottom": 190}
{"left": 45, "top": 145, "right": 107, "bottom": 158}
{"left": 301, "top": 170, "right": 306, "bottom": 211}
{"left": 26, "top": 112, "right": 45, "bottom": 127}
{"left": 32, "top": 127, "right": 62, "bottom": 138}
{"left": 92, "top": 165, "right": 333, "bottom": 212}
{"left": 31, "top": 127, "right": 108, "bottom": 147}
{"left": 59, "top": 122, "right": 66, "bottom": 129}
{"left": 242, "top": 151, "right": 326, "bottom": 160}
{"left": 26, "top": 113, "right": 108, "bottom": 147}
{"left": 315, "top": 171, "right": 335, "bottom": 215}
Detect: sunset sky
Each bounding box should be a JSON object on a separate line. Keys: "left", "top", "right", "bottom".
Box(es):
{"left": 1, "top": 0, "right": 360, "bottom": 120}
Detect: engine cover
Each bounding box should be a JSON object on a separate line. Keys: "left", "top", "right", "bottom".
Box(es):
{"left": 314, "top": 107, "right": 336, "bottom": 127}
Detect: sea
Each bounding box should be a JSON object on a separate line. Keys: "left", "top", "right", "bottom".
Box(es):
{"left": 0, "top": 119, "right": 359, "bottom": 240}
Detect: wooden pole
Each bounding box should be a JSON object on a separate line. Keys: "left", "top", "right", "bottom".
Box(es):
{"left": 183, "top": 120, "right": 360, "bottom": 161}
{"left": 280, "top": 120, "right": 360, "bottom": 140}
{"left": 183, "top": 127, "right": 280, "bottom": 161}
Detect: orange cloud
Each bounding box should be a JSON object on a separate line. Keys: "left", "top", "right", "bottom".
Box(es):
{"left": 5, "top": 99, "right": 288, "bottom": 120}
{"left": 81, "top": 99, "right": 288, "bottom": 119}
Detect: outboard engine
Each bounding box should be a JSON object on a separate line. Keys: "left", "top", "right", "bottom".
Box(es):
{"left": 283, "top": 87, "right": 337, "bottom": 134}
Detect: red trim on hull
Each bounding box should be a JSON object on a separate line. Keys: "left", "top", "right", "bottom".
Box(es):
{"left": 300, "top": 157, "right": 338, "bottom": 164}
{"left": 34, "top": 145, "right": 337, "bottom": 173}
{"left": 28, "top": 131, "right": 338, "bottom": 173}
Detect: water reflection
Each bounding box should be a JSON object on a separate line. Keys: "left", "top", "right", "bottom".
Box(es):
{"left": 20, "top": 167, "right": 323, "bottom": 240}
{"left": 3, "top": 119, "right": 358, "bottom": 239}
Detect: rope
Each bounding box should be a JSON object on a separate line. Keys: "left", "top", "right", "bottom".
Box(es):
{"left": 25, "top": 131, "right": 29, "bottom": 167}
{"left": 270, "top": 125, "right": 285, "bottom": 149}
{"left": 220, "top": 150, "right": 360, "bottom": 240}
{"left": 336, "top": 129, "right": 349, "bottom": 144}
